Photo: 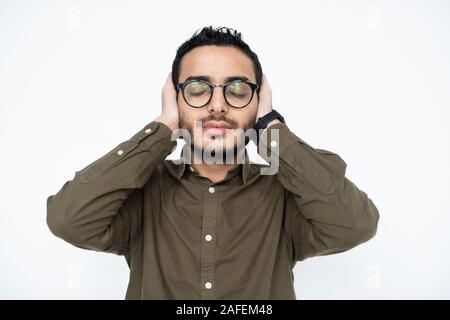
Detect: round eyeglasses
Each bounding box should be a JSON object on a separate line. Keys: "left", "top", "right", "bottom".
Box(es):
{"left": 177, "top": 79, "right": 259, "bottom": 109}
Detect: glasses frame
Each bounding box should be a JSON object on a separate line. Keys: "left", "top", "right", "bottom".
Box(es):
{"left": 177, "top": 79, "right": 259, "bottom": 109}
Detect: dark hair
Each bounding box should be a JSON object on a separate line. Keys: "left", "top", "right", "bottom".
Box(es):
{"left": 171, "top": 26, "right": 262, "bottom": 93}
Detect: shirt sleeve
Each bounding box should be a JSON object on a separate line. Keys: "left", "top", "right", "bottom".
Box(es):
{"left": 257, "top": 122, "right": 380, "bottom": 262}
{"left": 46, "top": 121, "right": 177, "bottom": 256}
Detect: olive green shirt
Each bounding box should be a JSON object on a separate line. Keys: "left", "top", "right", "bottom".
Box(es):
{"left": 46, "top": 120, "right": 379, "bottom": 299}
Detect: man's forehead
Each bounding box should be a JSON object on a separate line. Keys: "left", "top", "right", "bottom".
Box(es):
{"left": 179, "top": 46, "right": 255, "bottom": 83}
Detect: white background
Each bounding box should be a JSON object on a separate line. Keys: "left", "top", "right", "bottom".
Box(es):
{"left": 1, "top": 0, "right": 449, "bottom": 299}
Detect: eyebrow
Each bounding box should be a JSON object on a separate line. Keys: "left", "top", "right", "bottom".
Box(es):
{"left": 183, "top": 75, "right": 251, "bottom": 84}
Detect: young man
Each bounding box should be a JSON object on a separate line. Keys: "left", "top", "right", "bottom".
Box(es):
{"left": 47, "top": 26, "right": 380, "bottom": 299}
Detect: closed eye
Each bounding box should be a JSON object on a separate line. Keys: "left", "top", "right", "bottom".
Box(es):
{"left": 228, "top": 92, "right": 247, "bottom": 99}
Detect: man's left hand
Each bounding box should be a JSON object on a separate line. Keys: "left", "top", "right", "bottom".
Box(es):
{"left": 255, "top": 73, "right": 281, "bottom": 127}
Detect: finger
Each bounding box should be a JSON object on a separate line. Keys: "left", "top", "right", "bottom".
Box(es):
{"left": 262, "top": 73, "right": 270, "bottom": 88}
{"left": 168, "top": 72, "right": 177, "bottom": 90}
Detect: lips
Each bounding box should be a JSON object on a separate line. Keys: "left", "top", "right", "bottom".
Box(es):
{"left": 202, "top": 121, "right": 232, "bottom": 136}
{"left": 203, "top": 121, "right": 232, "bottom": 129}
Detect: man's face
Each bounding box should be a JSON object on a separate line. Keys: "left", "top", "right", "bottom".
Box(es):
{"left": 177, "top": 45, "right": 258, "bottom": 161}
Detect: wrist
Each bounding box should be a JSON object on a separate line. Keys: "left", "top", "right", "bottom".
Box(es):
{"left": 154, "top": 115, "right": 178, "bottom": 132}
{"left": 266, "top": 119, "right": 281, "bottom": 128}
{"left": 255, "top": 111, "right": 271, "bottom": 125}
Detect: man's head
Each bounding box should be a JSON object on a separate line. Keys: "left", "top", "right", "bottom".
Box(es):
{"left": 171, "top": 26, "right": 262, "bottom": 162}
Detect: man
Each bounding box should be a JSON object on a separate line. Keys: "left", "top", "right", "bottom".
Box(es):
{"left": 46, "top": 26, "right": 380, "bottom": 299}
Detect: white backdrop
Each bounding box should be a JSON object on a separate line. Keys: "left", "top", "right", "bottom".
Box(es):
{"left": 1, "top": 0, "right": 449, "bottom": 299}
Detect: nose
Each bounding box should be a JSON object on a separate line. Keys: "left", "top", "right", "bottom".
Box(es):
{"left": 206, "top": 86, "right": 229, "bottom": 114}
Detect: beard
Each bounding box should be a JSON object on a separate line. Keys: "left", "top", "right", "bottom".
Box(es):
{"left": 179, "top": 112, "right": 257, "bottom": 164}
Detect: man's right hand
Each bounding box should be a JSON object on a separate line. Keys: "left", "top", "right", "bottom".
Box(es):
{"left": 154, "top": 72, "right": 180, "bottom": 132}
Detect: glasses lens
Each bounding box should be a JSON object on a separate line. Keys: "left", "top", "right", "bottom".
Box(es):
{"left": 225, "top": 81, "right": 253, "bottom": 108}
{"left": 184, "top": 81, "right": 211, "bottom": 107}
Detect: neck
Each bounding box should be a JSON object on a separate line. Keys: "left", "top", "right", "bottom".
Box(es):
{"left": 188, "top": 146, "right": 246, "bottom": 183}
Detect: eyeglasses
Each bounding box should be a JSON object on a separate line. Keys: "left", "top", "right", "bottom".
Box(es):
{"left": 177, "top": 79, "right": 259, "bottom": 109}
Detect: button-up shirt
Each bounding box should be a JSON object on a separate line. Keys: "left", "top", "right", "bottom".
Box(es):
{"left": 46, "top": 120, "right": 379, "bottom": 299}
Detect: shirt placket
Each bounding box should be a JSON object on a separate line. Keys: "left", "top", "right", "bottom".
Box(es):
{"left": 200, "top": 184, "right": 219, "bottom": 299}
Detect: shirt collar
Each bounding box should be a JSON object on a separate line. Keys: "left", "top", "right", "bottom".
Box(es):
{"left": 164, "top": 147, "right": 267, "bottom": 184}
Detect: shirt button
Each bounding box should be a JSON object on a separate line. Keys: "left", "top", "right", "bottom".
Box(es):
{"left": 270, "top": 140, "right": 278, "bottom": 147}
{"left": 205, "top": 281, "right": 212, "bottom": 289}
{"left": 208, "top": 186, "right": 215, "bottom": 194}
{"left": 205, "top": 234, "right": 212, "bottom": 242}
{"left": 117, "top": 149, "right": 124, "bottom": 156}
{"left": 144, "top": 128, "right": 152, "bottom": 134}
